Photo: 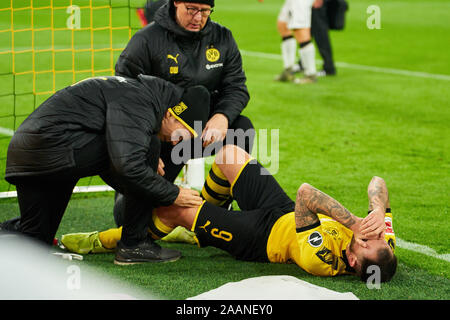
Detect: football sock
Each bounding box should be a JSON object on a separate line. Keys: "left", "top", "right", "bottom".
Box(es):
{"left": 281, "top": 36, "right": 297, "bottom": 70}
{"left": 201, "top": 162, "right": 231, "bottom": 206}
{"left": 98, "top": 213, "right": 175, "bottom": 246}
{"left": 299, "top": 41, "right": 317, "bottom": 76}
{"left": 99, "top": 226, "right": 122, "bottom": 249}
{"left": 148, "top": 211, "right": 174, "bottom": 240}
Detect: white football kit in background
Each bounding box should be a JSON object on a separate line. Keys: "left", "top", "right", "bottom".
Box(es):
{"left": 278, "top": 0, "right": 315, "bottom": 29}
{"left": 277, "top": 0, "right": 317, "bottom": 77}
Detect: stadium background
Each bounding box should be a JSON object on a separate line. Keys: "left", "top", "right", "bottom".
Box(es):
{"left": 0, "top": 0, "right": 448, "bottom": 299}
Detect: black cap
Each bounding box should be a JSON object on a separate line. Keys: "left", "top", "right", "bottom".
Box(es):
{"left": 179, "top": 0, "right": 214, "bottom": 7}
{"left": 169, "top": 85, "right": 210, "bottom": 138}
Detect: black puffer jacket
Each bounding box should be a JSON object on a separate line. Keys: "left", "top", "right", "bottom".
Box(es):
{"left": 115, "top": 2, "right": 249, "bottom": 125}
{"left": 5, "top": 75, "right": 183, "bottom": 205}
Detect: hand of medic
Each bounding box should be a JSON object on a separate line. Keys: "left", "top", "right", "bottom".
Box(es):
{"left": 174, "top": 187, "right": 203, "bottom": 207}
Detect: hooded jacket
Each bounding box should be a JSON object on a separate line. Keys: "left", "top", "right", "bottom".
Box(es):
{"left": 5, "top": 75, "right": 184, "bottom": 206}
{"left": 115, "top": 2, "right": 249, "bottom": 125}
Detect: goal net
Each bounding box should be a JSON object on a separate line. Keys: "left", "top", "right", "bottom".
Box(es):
{"left": 0, "top": 0, "right": 143, "bottom": 197}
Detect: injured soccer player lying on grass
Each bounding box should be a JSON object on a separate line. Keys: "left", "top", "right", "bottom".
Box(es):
{"left": 61, "top": 145, "right": 397, "bottom": 282}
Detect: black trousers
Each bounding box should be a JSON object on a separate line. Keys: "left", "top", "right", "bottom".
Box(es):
{"left": 12, "top": 135, "right": 160, "bottom": 246}
{"left": 311, "top": 1, "right": 336, "bottom": 74}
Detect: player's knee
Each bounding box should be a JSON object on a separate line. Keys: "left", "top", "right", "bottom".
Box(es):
{"left": 215, "top": 144, "right": 250, "bottom": 178}
{"left": 294, "top": 28, "right": 311, "bottom": 43}
{"left": 216, "top": 144, "right": 242, "bottom": 165}
{"left": 216, "top": 144, "right": 232, "bottom": 164}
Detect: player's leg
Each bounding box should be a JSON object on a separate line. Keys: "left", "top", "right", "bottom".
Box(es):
{"left": 275, "top": 2, "right": 297, "bottom": 81}
{"left": 61, "top": 198, "right": 195, "bottom": 254}
{"left": 291, "top": 0, "right": 317, "bottom": 83}
{"left": 207, "top": 145, "right": 294, "bottom": 212}
{"left": 200, "top": 160, "right": 232, "bottom": 207}
{"left": 200, "top": 144, "right": 252, "bottom": 207}
{"left": 294, "top": 28, "right": 316, "bottom": 78}
{"left": 152, "top": 200, "right": 279, "bottom": 262}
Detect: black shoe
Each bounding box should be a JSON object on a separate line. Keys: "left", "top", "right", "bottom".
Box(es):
{"left": 114, "top": 237, "right": 182, "bottom": 265}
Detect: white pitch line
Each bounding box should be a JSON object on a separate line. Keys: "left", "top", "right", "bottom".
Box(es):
{"left": 396, "top": 238, "right": 450, "bottom": 262}
{"left": 240, "top": 49, "right": 450, "bottom": 81}
{"left": 0, "top": 185, "right": 114, "bottom": 199}
{"left": 0, "top": 127, "right": 14, "bottom": 136}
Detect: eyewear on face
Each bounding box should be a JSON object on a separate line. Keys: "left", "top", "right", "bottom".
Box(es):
{"left": 184, "top": 4, "right": 213, "bottom": 17}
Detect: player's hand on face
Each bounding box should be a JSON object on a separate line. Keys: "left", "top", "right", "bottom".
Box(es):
{"left": 174, "top": 187, "right": 203, "bottom": 207}
{"left": 360, "top": 207, "right": 385, "bottom": 239}
{"left": 202, "top": 114, "right": 228, "bottom": 147}
{"left": 350, "top": 217, "right": 369, "bottom": 248}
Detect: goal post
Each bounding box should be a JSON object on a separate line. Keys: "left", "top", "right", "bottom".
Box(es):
{"left": 0, "top": 0, "right": 143, "bottom": 197}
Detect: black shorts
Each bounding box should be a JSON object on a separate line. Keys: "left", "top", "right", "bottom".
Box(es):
{"left": 193, "top": 161, "right": 295, "bottom": 262}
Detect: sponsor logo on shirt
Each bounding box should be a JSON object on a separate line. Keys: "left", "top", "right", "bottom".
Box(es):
{"left": 308, "top": 231, "right": 323, "bottom": 247}
{"left": 205, "top": 63, "right": 223, "bottom": 70}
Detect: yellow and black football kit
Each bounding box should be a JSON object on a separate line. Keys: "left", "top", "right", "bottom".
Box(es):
{"left": 267, "top": 210, "right": 395, "bottom": 276}
{"left": 193, "top": 160, "right": 396, "bottom": 277}
{"left": 193, "top": 159, "right": 295, "bottom": 262}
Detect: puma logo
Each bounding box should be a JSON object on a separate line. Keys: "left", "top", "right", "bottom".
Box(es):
{"left": 198, "top": 220, "right": 211, "bottom": 232}
{"left": 167, "top": 54, "right": 179, "bottom": 64}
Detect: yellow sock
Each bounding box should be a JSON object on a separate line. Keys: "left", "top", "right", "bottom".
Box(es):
{"left": 148, "top": 211, "right": 174, "bottom": 240}
{"left": 99, "top": 226, "right": 122, "bottom": 249}
{"left": 201, "top": 162, "right": 231, "bottom": 206}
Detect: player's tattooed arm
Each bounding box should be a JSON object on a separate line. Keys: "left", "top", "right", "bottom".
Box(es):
{"left": 360, "top": 176, "right": 390, "bottom": 239}
{"left": 295, "top": 183, "right": 367, "bottom": 247}
{"left": 295, "top": 184, "right": 321, "bottom": 229}
{"left": 367, "top": 176, "right": 389, "bottom": 212}
{"left": 295, "top": 183, "right": 358, "bottom": 230}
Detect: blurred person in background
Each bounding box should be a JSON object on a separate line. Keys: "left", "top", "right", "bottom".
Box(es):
{"left": 306, "top": 0, "right": 348, "bottom": 76}
{"left": 136, "top": 0, "right": 168, "bottom": 26}
{"left": 275, "top": 0, "right": 318, "bottom": 84}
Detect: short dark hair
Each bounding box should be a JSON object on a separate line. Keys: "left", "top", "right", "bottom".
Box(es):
{"left": 359, "top": 248, "right": 397, "bottom": 283}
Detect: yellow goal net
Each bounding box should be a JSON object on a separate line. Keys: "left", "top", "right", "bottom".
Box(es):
{"left": 0, "top": 0, "right": 142, "bottom": 195}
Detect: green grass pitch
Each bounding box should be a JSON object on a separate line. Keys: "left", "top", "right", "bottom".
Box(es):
{"left": 0, "top": 0, "right": 449, "bottom": 300}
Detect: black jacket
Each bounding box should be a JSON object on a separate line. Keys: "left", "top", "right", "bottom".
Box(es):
{"left": 115, "top": 2, "right": 249, "bottom": 125}
{"left": 5, "top": 75, "right": 183, "bottom": 206}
